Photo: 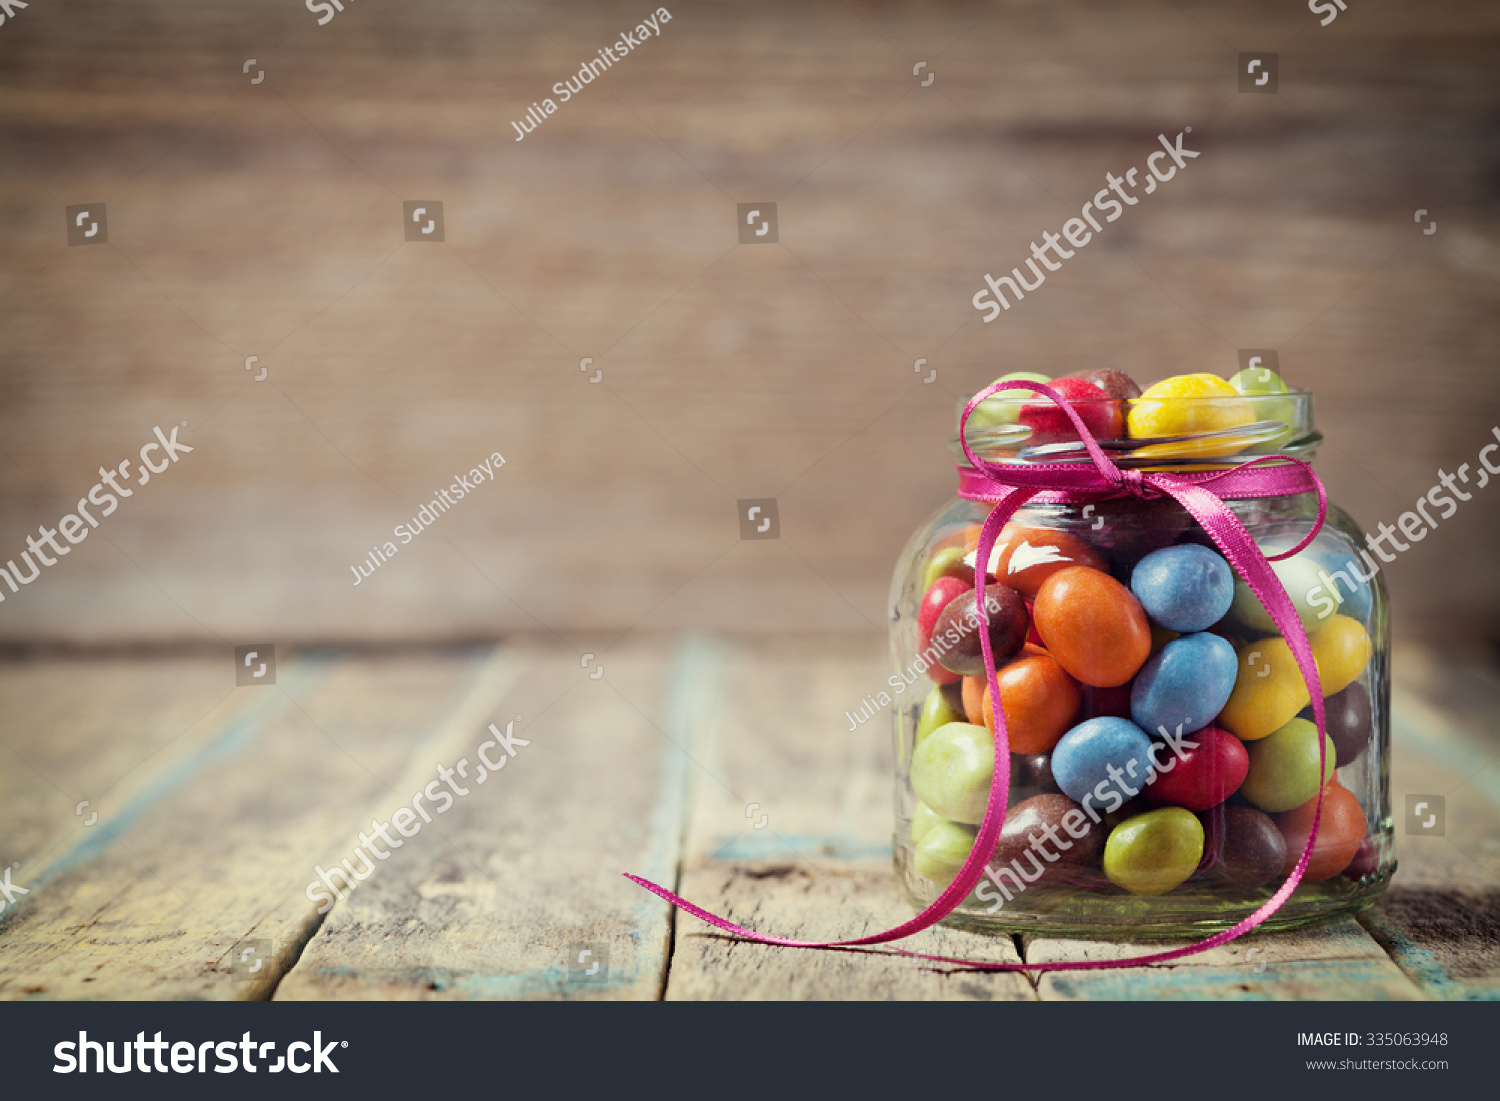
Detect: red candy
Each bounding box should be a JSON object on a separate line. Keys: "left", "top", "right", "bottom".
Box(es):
{"left": 1144, "top": 726, "right": 1248, "bottom": 811}
{"left": 918, "top": 576, "right": 970, "bottom": 686}
{"left": 1033, "top": 566, "right": 1151, "bottom": 687}
{"left": 1019, "top": 377, "right": 1123, "bottom": 445}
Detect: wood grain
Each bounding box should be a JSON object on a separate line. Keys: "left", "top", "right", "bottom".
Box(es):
{"left": 274, "top": 642, "right": 687, "bottom": 1000}
{"left": 663, "top": 636, "right": 1036, "bottom": 1000}
{"left": 0, "top": 647, "right": 520, "bottom": 999}
{"left": 0, "top": 0, "right": 1496, "bottom": 645}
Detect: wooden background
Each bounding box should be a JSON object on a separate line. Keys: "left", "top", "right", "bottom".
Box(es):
{"left": 0, "top": 0, "right": 1497, "bottom": 650}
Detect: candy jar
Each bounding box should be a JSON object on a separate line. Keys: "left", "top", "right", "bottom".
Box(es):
{"left": 890, "top": 370, "right": 1391, "bottom": 937}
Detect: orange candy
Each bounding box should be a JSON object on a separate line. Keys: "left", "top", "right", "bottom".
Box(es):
{"left": 1275, "top": 782, "right": 1367, "bottom": 881}
{"left": 992, "top": 525, "right": 1109, "bottom": 598}
{"left": 965, "top": 650, "right": 1081, "bottom": 755}
{"left": 981, "top": 652, "right": 1082, "bottom": 754}
{"left": 961, "top": 674, "right": 988, "bottom": 726}
{"left": 1033, "top": 566, "right": 1151, "bottom": 688}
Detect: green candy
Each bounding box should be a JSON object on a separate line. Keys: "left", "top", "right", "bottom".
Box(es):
{"left": 1230, "top": 549, "right": 1327, "bottom": 634}
{"left": 1103, "top": 807, "right": 1204, "bottom": 895}
{"left": 911, "top": 802, "right": 943, "bottom": 844}
{"left": 922, "top": 546, "right": 972, "bottom": 591}
{"left": 967, "top": 371, "right": 1052, "bottom": 431}
{"left": 1228, "top": 365, "right": 1298, "bottom": 452}
{"left": 914, "top": 819, "right": 979, "bottom": 883}
{"left": 1241, "top": 717, "right": 1336, "bottom": 813}
{"left": 910, "top": 722, "right": 994, "bottom": 825}
{"left": 915, "top": 684, "right": 964, "bottom": 746}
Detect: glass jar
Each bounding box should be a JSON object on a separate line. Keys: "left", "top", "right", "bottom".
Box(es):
{"left": 889, "top": 383, "right": 1392, "bottom": 937}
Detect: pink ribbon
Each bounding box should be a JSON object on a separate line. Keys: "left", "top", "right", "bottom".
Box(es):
{"left": 627, "top": 380, "right": 1332, "bottom": 973}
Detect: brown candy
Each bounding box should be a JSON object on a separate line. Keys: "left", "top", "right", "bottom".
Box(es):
{"left": 933, "top": 583, "right": 1029, "bottom": 676}
{"left": 1067, "top": 367, "right": 1143, "bottom": 402}
{"left": 1010, "top": 752, "right": 1061, "bottom": 798}
{"left": 1342, "top": 836, "right": 1379, "bottom": 881}
{"left": 1301, "top": 682, "right": 1373, "bottom": 768}
{"left": 991, "top": 793, "right": 1104, "bottom": 874}
{"left": 1208, "top": 804, "right": 1287, "bottom": 889}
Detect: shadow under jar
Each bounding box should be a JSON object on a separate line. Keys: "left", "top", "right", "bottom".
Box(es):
{"left": 890, "top": 384, "right": 1392, "bottom": 938}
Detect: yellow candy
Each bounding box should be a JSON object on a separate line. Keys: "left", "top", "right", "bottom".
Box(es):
{"left": 1310, "top": 614, "right": 1372, "bottom": 697}
{"left": 1127, "top": 374, "right": 1256, "bottom": 458}
{"left": 1219, "top": 637, "right": 1312, "bottom": 742}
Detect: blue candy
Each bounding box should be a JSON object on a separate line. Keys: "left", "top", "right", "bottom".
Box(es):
{"left": 1130, "top": 632, "right": 1238, "bottom": 738}
{"left": 1051, "top": 717, "right": 1155, "bottom": 811}
{"left": 1130, "top": 544, "right": 1234, "bottom": 633}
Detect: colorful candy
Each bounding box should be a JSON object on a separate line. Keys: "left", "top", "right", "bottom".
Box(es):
{"left": 916, "top": 683, "right": 964, "bottom": 746}
{"left": 1229, "top": 548, "right": 1331, "bottom": 634}
{"left": 966, "top": 371, "right": 1053, "bottom": 431}
{"left": 1066, "top": 367, "right": 1142, "bottom": 401}
{"left": 1051, "top": 716, "right": 1155, "bottom": 810}
{"left": 1208, "top": 804, "right": 1286, "bottom": 888}
{"left": 922, "top": 546, "right": 974, "bottom": 591}
{"left": 1103, "top": 807, "right": 1205, "bottom": 895}
{"left": 992, "top": 793, "right": 1104, "bottom": 873}
{"left": 980, "top": 651, "right": 1081, "bottom": 754}
{"left": 932, "top": 583, "right": 1030, "bottom": 676}
{"left": 1143, "top": 726, "right": 1248, "bottom": 811}
{"left": 992, "top": 525, "right": 1109, "bottom": 598}
{"left": 1130, "top": 544, "right": 1234, "bottom": 633}
{"left": 1019, "top": 377, "right": 1123, "bottom": 445}
{"left": 1130, "top": 632, "right": 1238, "bottom": 737}
{"left": 1309, "top": 614, "right": 1372, "bottom": 697}
{"left": 1126, "top": 373, "right": 1255, "bottom": 457}
{"left": 1275, "top": 782, "right": 1367, "bottom": 881}
{"left": 1303, "top": 682, "right": 1373, "bottom": 767}
{"left": 911, "top": 802, "right": 942, "bottom": 844}
{"left": 1227, "top": 365, "right": 1297, "bottom": 451}
{"left": 918, "top": 576, "right": 971, "bottom": 686}
{"left": 1219, "top": 637, "right": 1312, "bottom": 742}
{"left": 1033, "top": 566, "right": 1151, "bottom": 687}
{"left": 1240, "top": 717, "right": 1336, "bottom": 812}
{"left": 910, "top": 722, "right": 995, "bottom": 825}
{"left": 914, "top": 819, "right": 980, "bottom": 883}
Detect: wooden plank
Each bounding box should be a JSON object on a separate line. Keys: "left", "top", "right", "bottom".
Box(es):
{"left": 273, "top": 641, "right": 685, "bottom": 1000}
{"left": 0, "top": 647, "right": 520, "bottom": 999}
{"left": 664, "top": 636, "right": 1036, "bottom": 1000}
{"left": 1028, "top": 918, "right": 1425, "bottom": 1001}
{"left": 1353, "top": 669, "right": 1500, "bottom": 999}
{"left": 0, "top": 655, "right": 254, "bottom": 870}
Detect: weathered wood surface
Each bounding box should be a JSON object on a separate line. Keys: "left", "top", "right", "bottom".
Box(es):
{"left": 0, "top": 647, "right": 522, "bottom": 998}
{"left": 662, "top": 637, "right": 1035, "bottom": 1000}
{"left": 275, "top": 643, "right": 684, "bottom": 1000}
{"left": 1, "top": 0, "right": 1497, "bottom": 645}
{"left": 0, "top": 637, "right": 1495, "bottom": 999}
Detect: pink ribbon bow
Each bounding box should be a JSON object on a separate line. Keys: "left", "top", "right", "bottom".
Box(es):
{"left": 628, "top": 380, "right": 1333, "bottom": 973}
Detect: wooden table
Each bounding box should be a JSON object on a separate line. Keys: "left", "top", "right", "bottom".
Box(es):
{"left": 1, "top": 638, "right": 1494, "bottom": 1000}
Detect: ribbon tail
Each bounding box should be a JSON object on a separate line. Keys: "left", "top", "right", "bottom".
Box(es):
{"left": 623, "top": 486, "right": 1041, "bottom": 959}
{"left": 1154, "top": 478, "right": 1329, "bottom": 935}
